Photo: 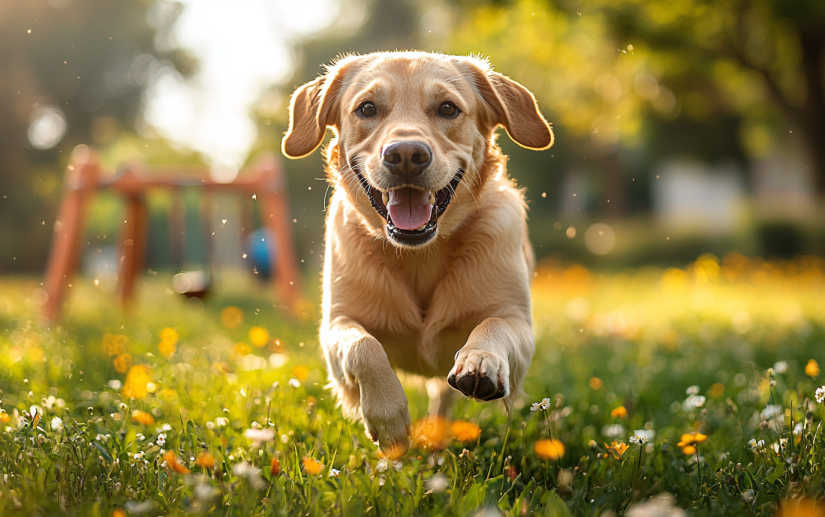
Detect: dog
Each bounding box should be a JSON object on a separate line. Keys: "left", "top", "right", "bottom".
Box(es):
{"left": 282, "top": 51, "right": 553, "bottom": 454}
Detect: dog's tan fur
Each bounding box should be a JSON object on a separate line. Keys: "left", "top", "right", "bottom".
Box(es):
{"left": 282, "top": 52, "right": 553, "bottom": 453}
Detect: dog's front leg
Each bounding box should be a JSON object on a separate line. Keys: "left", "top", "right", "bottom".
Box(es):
{"left": 447, "top": 317, "right": 534, "bottom": 407}
{"left": 321, "top": 316, "right": 411, "bottom": 453}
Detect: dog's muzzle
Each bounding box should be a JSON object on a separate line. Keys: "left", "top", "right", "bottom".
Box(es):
{"left": 353, "top": 167, "right": 465, "bottom": 247}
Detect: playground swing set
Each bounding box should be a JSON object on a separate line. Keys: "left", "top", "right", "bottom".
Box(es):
{"left": 43, "top": 145, "right": 302, "bottom": 321}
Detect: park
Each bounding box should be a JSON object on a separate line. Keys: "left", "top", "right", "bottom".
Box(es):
{"left": 1, "top": 0, "right": 825, "bottom": 515}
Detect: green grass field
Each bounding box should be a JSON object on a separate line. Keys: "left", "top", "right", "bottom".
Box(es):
{"left": 2, "top": 253, "right": 825, "bottom": 516}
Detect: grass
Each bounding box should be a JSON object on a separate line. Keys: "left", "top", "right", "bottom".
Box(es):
{"left": 1, "top": 253, "right": 825, "bottom": 516}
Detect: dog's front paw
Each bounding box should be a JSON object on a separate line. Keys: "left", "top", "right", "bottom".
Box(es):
{"left": 361, "top": 384, "right": 411, "bottom": 456}
{"left": 448, "top": 349, "right": 509, "bottom": 401}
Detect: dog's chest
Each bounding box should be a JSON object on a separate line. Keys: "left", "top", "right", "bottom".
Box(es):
{"left": 342, "top": 250, "right": 451, "bottom": 328}
{"left": 333, "top": 250, "right": 481, "bottom": 375}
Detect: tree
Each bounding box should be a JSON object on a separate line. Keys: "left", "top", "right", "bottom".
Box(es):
{"left": 449, "top": 0, "right": 825, "bottom": 197}
{"left": 0, "top": 0, "right": 194, "bottom": 272}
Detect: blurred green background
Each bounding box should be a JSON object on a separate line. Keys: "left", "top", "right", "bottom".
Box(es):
{"left": 2, "top": 0, "right": 825, "bottom": 280}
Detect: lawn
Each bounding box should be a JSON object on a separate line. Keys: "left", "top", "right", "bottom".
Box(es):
{"left": 1, "top": 253, "right": 825, "bottom": 516}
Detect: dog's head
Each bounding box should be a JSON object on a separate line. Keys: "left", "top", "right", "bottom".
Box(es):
{"left": 282, "top": 52, "right": 553, "bottom": 248}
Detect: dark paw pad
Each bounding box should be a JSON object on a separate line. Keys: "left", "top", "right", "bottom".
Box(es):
{"left": 487, "top": 385, "right": 507, "bottom": 400}
{"left": 456, "top": 374, "right": 477, "bottom": 395}
{"left": 448, "top": 373, "right": 459, "bottom": 391}
{"left": 448, "top": 371, "right": 505, "bottom": 401}
{"left": 475, "top": 375, "right": 498, "bottom": 399}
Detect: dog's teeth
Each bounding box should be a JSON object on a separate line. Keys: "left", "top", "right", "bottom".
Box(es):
{"left": 382, "top": 192, "right": 389, "bottom": 205}
{"left": 416, "top": 223, "right": 427, "bottom": 231}
{"left": 429, "top": 191, "right": 435, "bottom": 205}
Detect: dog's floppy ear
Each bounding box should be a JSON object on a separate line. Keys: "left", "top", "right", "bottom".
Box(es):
{"left": 282, "top": 63, "right": 349, "bottom": 159}
{"left": 487, "top": 72, "right": 554, "bottom": 150}
{"left": 457, "top": 59, "right": 553, "bottom": 150}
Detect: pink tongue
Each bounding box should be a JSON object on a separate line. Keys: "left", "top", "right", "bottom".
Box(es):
{"left": 387, "top": 188, "right": 432, "bottom": 230}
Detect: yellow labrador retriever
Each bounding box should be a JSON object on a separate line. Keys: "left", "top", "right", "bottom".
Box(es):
{"left": 282, "top": 51, "right": 553, "bottom": 453}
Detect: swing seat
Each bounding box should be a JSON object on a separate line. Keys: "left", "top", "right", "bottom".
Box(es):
{"left": 172, "top": 270, "right": 211, "bottom": 298}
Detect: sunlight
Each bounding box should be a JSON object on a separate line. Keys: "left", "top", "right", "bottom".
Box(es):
{"left": 144, "top": 0, "right": 340, "bottom": 176}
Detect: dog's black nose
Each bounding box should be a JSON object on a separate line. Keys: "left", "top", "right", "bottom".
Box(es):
{"left": 382, "top": 141, "right": 432, "bottom": 177}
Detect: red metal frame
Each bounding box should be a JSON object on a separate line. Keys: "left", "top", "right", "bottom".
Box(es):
{"left": 43, "top": 145, "right": 302, "bottom": 320}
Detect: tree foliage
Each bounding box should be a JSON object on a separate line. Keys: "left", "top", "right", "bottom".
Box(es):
{"left": 450, "top": 0, "right": 825, "bottom": 194}
{"left": 0, "top": 0, "right": 193, "bottom": 271}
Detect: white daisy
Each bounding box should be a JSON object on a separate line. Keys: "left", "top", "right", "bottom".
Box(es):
{"left": 815, "top": 386, "right": 825, "bottom": 404}
{"left": 530, "top": 398, "right": 551, "bottom": 412}
{"left": 243, "top": 428, "right": 275, "bottom": 447}
{"left": 686, "top": 385, "right": 700, "bottom": 396}
{"left": 747, "top": 438, "right": 765, "bottom": 451}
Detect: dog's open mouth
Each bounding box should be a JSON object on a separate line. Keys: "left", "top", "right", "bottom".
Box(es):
{"left": 354, "top": 169, "right": 465, "bottom": 246}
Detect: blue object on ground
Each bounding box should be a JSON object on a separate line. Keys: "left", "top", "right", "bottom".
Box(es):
{"left": 246, "top": 228, "right": 277, "bottom": 280}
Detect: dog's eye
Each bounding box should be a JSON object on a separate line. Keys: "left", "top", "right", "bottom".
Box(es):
{"left": 358, "top": 102, "right": 377, "bottom": 117}
{"left": 438, "top": 102, "right": 459, "bottom": 118}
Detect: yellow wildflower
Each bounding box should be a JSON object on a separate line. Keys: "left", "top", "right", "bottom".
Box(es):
{"left": 450, "top": 421, "right": 481, "bottom": 443}
{"left": 113, "top": 353, "right": 132, "bottom": 373}
{"left": 28, "top": 347, "right": 44, "bottom": 362}
{"left": 160, "top": 327, "right": 179, "bottom": 344}
{"left": 677, "top": 432, "right": 707, "bottom": 447}
{"left": 710, "top": 383, "right": 725, "bottom": 398}
{"left": 589, "top": 377, "right": 603, "bottom": 390}
{"left": 303, "top": 457, "right": 323, "bottom": 475}
{"left": 196, "top": 452, "right": 215, "bottom": 469}
{"left": 163, "top": 451, "right": 191, "bottom": 474}
{"left": 158, "top": 340, "right": 176, "bottom": 359}
{"left": 249, "top": 326, "right": 269, "bottom": 347}
{"left": 806, "top": 359, "right": 820, "bottom": 377}
{"left": 412, "top": 416, "right": 450, "bottom": 450}
{"left": 101, "top": 333, "right": 128, "bottom": 356}
{"left": 534, "top": 439, "right": 566, "bottom": 460}
{"left": 605, "top": 441, "right": 628, "bottom": 459}
{"left": 122, "top": 364, "right": 152, "bottom": 400}
{"left": 292, "top": 365, "right": 310, "bottom": 382}
{"left": 131, "top": 410, "right": 155, "bottom": 426}
{"left": 677, "top": 432, "right": 707, "bottom": 455}
{"left": 268, "top": 338, "right": 285, "bottom": 352}
{"left": 610, "top": 406, "right": 628, "bottom": 418}
{"left": 158, "top": 328, "right": 178, "bottom": 359}
{"left": 220, "top": 306, "right": 243, "bottom": 329}
{"left": 232, "top": 342, "right": 251, "bottom": 356}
